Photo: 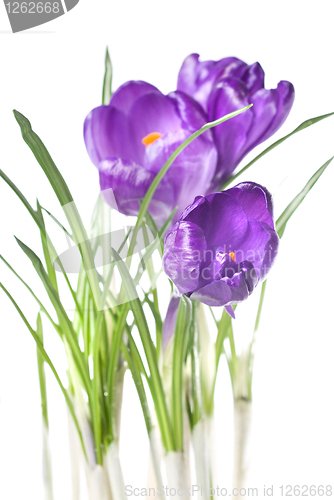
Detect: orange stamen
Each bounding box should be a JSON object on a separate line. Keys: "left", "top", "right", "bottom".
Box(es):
{"left": 141, "top": 132, "right": 163, "bottom": 147}
{"left": 229, "top": 251, "right": 236, "bottom": 262}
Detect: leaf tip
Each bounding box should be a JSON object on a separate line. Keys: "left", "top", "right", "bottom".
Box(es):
{"left": 13, "top": 109, "right": 31, "bottom": 130}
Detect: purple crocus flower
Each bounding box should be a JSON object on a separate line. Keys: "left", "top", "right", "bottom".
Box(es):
{"left": 177, "top": 54, "right": 295, "bottom": 190}
{"left": 162, "top": 182, "right": 279, "bottom": 307}
{"left": 84, "top": 81, "right": 217, "bottom": 227}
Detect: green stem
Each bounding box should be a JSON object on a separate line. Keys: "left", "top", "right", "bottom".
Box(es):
{"left": 221, "top": 112, "right": 334, "bottom": 190}
{"left": 131, "top": 298, "right": 174, "bottom": 451}
{"left": 189, "top": 303, "right": 202, "bottom": 428}
{"left": 92, "top": 314, "right": 103, "bottom": 464}
{"left": 36, "top": 314, "right": 49, "bottom": 427}
{"left": 172, "top": 296, "right": 192, "bottom": 451}
{"left": 106, "top": 304, "right": 128, "bottom": 442}
{"left": 247, "top": 280, "right": 267, "bottom": 399}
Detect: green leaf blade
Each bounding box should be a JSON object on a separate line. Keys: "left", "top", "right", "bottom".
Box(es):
{"left": 102, "top": 48, "right": 113, "bottom": 105}
{"left": 276, "top": 156, "right": 333, "bottom": 238}
{"left": 222, "top": 112, "right": 334, "bottom": 189}
{"left": 13, "top": 110, "right": 73, "bottom": 207}
{"left": 172, "top": 295, "right": 192, "bottom": 450}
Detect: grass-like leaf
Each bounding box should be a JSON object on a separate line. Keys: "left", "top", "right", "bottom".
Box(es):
{"left": 172, "top": 295, "right": 192, "bottom": 450}
{"left": 36, "top": 313, "right": 49, "bottom": 427}
{"left": 13, "top": 110, "right": 100, "bottom": 304}
{"left": 0, "top": 254, "right": 60, "bottom": 333}
{"left": 15, "top": 237, "right": 92, "bottom": 397}
{"left": 106, "top": 304, "right": 128, "bottom": 442}
{"left": 91, "top": 313, "right": 104, "bottom": 464}
{"left": 40, "top": 204, "right": 72, "bottom": 239}
{"left": 36, "top": 201, "right": 59, "bottom": 293}
{"left": 102, "top": 48, "right": 113, "bottom": 105}
{"left": 0, "top": 172, "right": 81, "bottom": 313}
{"left": 110, "top": 247, "right": 174, "bottom": 451}
{"left": 0, "top": 282, "right": 86, "bottom": 458}
{"left": 0, "top": 169, "right": 44, "bottom": 230}
{"left": 121, "top": 339, "right": 152, "bottom": 434}
{"left": 276, "top": 156, "right": 333, "bottom": 238}
{"left": 222, "top": 112, "right": 334, "bottom": 189}
{"left": 13, "top": 110, "right": 73, "bottom": 207}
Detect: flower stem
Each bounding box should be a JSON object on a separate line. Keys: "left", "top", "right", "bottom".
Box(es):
{"left": 36, "top": 314, "right": 54, "bottom": 500}
{"left": 233, "top": 398, "right": 252, "bottom": 498}
{"left": 247, "top": 280, "right": 267, "bottom": 398}
{"left": 172, "top": 296, "right": 192, "bottom": 450}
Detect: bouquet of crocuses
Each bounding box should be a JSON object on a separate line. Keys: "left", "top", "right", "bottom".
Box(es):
{"left": 0, "top": 50, "right": 332, "bottom": 500}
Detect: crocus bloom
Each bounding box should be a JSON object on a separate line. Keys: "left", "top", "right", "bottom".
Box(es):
{"left": 162, "top": 182, "right": 279, "bottom": 307}
{"left": 84, "top": 81, "right": 217, "bottom": 227}
{"left": 177, "top": 54, "right": 295, "bottom": 190}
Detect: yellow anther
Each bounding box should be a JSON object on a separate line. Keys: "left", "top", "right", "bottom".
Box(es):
{"left": 141, "top": 132, "right": 163, "bottom": 147}
{"left": 229, "top": 251, "right": 236, "bottom": 262}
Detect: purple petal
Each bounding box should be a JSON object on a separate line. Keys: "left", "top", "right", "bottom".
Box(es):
{"left": 143, "top": 128, "right": 217, "bottom": 221}
{"left": 207, "top": 192, "right": 249, "bottom": 248}
{"left": 179, "top": 195, "right": 208, "bottom": 221}
{"left": 255, "top": 81, "right": 295, "bottom": 141}
{"left": 208, "top": 79, "right": 294, "bottom": 190}
{"left": 226, "top": 182, "right": 274, "bottom": 228}
{"left": 241, "top": 81, "right": 295, "bottom": 155}
{"left": 129, "top": 92, "right": 182, "bottom": 162}
{"left": 240, "top": 62, "right": 265, "bottom": 94}
{"left": 191, "top": 261, "right": 258, "bottom": 307}
{"left": 84, "top": 106, "right": 132, "bottom": 168}
{"left": 224, "top": 305, "right": 235, "bottom": 319}
{"left": 207, "top": 78, "right": 253, "bottom": 188}
{"left": 162, "top": 295, "right": 180, "bottom": 351}
{"left": 167, "top": 90, "right": 211, "bottom": 131}
{"left": 110, "top": 80, "right": 162, "bottom": 115}
{"left": 163, "top": 221, "right": 207, "bottom": 294}
{"left": 162, "top": 182, "right": 279, "bottom": 307}
{"left": 98, "top": 157, "right": 174, "bottom": 227}
{"left": 236, "top": 220, "right": 279, "bottom": 278}
{"left": 177, "top": 53, "right": 247, "bottom": 111}
{"left": 182, "top": 191, "right": 249, "bottom": 250}
{"left": 258, "top": 223, "right": 279, "bottom": 280}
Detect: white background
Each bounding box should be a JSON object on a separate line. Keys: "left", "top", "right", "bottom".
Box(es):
{"left": 1, "top": 1, "right": 334, "bottom": 498}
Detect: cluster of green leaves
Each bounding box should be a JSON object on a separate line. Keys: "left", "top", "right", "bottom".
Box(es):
{"left": 0, "top": 48, "right": 333, "bottom": 467}
{"left": 0, "top": 57, "right": 253, "bottom": 464}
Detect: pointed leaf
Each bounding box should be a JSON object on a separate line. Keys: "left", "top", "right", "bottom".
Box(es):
{"left": 13, "top": 110, "right": 73, "bottom": 207}
{"left": 0, "top": 169, "right": 44, "bottom": 230}
{"left": 172, "top": 295, "right": 192, "bottom": 450}
{"left": 223, "top": 112, "right": 334, "bottom": 188}
{"left": 102, "top": 48, "right": 113, "bottom": 105}
{"left": 15, "top": 237, "right": 91, "bottom": 397}
{"left": 0, "top": 282, "right": 86, "bottom": 459}
{"left": 0, "top": 254, "right": 60, "bottom": 333}
{"left": 110, "top": 247, "right": 174, "bottom": 451}
{"left": 36, "top": 314, "right": 49, "bottom": 427}
{"left": 13, "top": 110, "right": 100, "bottom": 304}
{"left": 276, "top": 156, "right": 333, "bottom": 238}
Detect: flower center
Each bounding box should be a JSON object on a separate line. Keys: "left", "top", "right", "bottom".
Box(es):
{"left": 228, "top": 251, "right": 236, "bottom": 262}
{"left": 141, "top": 132, "right": 163, "bottom": 147}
